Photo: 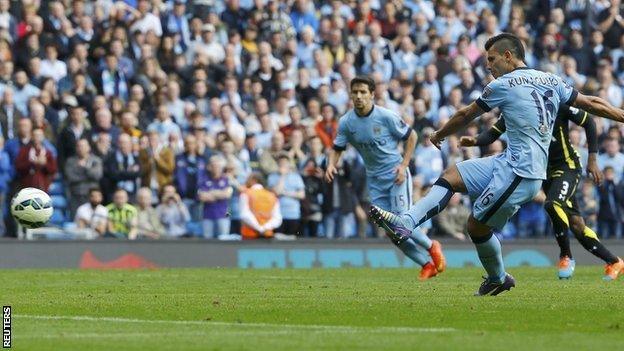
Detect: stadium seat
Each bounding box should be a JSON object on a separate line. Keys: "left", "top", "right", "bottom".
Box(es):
{"left": 186, "top": 221, "right": 203, "bottom": 237}
{"left": 51, "top": 195, "right": 68, "bottom": 209}
{"left": 49, "top": 209, "right": 66, "bottom": 225}
{"left": 49, "top": 181, "right": 64, "bottom": 196}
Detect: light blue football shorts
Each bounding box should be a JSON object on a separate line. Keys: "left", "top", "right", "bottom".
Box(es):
{"left": 456, "top": 154, "right": 542, "bottom": 230}
{"left": 368, "top": 168, "right": 413, "bottom": 214}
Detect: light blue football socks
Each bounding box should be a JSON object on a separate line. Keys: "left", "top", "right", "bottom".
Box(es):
{"left": 402, "top": 178, "right": 454, "bottom": 232}
{"left": 472, "top": 233, "right": 506, "bottom": 283}
{"left": 396, "top": 236, "right": 430, "bottom": 267}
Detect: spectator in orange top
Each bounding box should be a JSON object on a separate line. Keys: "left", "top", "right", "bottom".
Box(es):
{"left": 240, "top": 172, "right": 282, "bottom": 239}
{"left": 15, "top": 128, "right": 57, "bottom": 191}
{"left": 314, "top": 103, "right": 338, "bottom": 149}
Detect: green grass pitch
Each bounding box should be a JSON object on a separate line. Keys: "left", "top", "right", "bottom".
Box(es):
{"left": 1, "top": 267, "right": 622, "bottom": 350}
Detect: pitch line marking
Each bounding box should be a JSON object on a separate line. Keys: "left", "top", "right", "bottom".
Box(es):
{"left": 16, "top": 314, "right": 456, "bottom": 333}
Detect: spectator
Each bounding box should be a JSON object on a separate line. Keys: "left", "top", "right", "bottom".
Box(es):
{"left": 64, "top": 139, "right": 103, "bottom": 217}
{"left": 103, "top": 134, "right": 141, "bottom": 202}
{"left": 74, "top": 188, "right": 108, "bottom": 238}
{"left": 12, "top": 70, "right": 40, "bottom": 115}
{"left": 90, "top": 108, "right": 121, "bottom": 145}
{"left": 0, "top": 87, "right": 23, "bottom": 140}
{"left": 240, "top": 172, "right": 282, "bottom": 239}
{"left": 92, "top": 132, "right": 112, "bottom": 160}
{"left": 290, "top": 0, "right": 319, "bottom": 34}
{"left": 119, "top": 110, "right": 142, "bottom": 142}
{"left": 322, "top": 157, "right": 356, "bottom": 238}
{"left": 434, "top": 193, "right": 470, "bottom": 241}
{"left": 259, "top": 131, "right": 285, "bottom": 174}
{"left": 578, "top": 179, "right": 599, "bottom": 231}
{"left": 301, "top": 157, "right": 323, "bottom": 237}
{"left": 174, "top": 134, "right": 206, "bottom": 220}
{"left": 0, "top": 0, "right": 618, "bottom": 244}
{"left": 598, "top": 138, "right": 624, "bottom": 183}
{"left": 414, "top": 128, "right": 444, "bottom": 186}
{"left": 129, "top": 0, "right": 163, "bottom": 37}
{"left": 139, "top": 130, "right": 175, "bottom": 196}
{"left": 15, "top": 128, "right": 57, "bottom": 191}
{"left": 315, "top": 103, "right": 338, "bottom": 150}
{"left": 106, "top": 188, "right": 138, "bottom": 239}
{"left": 162, "top": 0, "right": 191, "bottom": 50}
{"left": 0, "top": 136, "right": 11, "bottom": 236}
{"left": 135, "top": 187, "right": 165, "bottom": 239}
{"left": 58, "top": 104, "right": 90, "bottom": 168}
{"left": 28, "top": 101, "right": 55, "bottom": 143}
{"left": 268, "top": 154, "right": 305, "bottom": 236}
{"left": 199, "top": 155, "right": 233, "bottom": 239}
{"left": 597, "top": 166, "right": 622, "bottom": 239}
{"left": 147, "top": 104, "right": 182, "bottom": 144}
{"left": 239, "top": 133, "right": 262, "bottom": 173}
{"left": 39, "top": 43, "right": 67, "bottom": 82}
{"left": 156, "top": 184, "right": 191, "bottom": 238}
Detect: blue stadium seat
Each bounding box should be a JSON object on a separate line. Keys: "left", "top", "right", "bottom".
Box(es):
{"left": 51, "top": 195, "right": 68, "bottom": 209}
{"left": 49, "top": 209, "right": 66, "bottom": 225}
{"left": 186, "top": 221, "right": 203, "bottom": 237}
{"left": 49, "top": 181, "right": 64, "bottom": 196}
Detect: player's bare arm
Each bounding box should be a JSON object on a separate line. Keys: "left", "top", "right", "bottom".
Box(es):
{"left": 577, "top": 112, "right": 604, "bottom": 185}
{"left": 573, "top": 93, "right": 624, "bottom": 123}
{"left": 325, "top": 149, "right": 342, "bottom": 183}
{"left": 430, "top": 102, "right": 485, "bottom": 148}
{"left": 396, "top": 129, "right": 417, "bottom": 184}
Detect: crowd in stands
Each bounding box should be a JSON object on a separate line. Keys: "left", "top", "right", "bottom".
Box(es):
{"left": 0, "top": 0, "right": 624, "bottom": 240}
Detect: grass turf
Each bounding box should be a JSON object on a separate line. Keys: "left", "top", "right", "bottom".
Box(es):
{"left": 1, "top": 267, "right": 622, "bottom": 351}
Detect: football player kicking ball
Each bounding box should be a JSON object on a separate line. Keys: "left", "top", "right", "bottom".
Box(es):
{"left": 462, "top": 105, "right": 624, "bottom": 281}
{"left": 325, "top": 76, "right": 446, "bottom": 280}
{"left": 370, "top": 33, "right": 624, "bottom": 295}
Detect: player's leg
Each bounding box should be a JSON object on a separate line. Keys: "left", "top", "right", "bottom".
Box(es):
{"left": 542, "top": 171, "right": 577, "bottom": 278}
{"left": 471, "top": 157, "right": 542, "bottom": 295}
{"left": 390, "top": 168, "right": 443, "bottom": 278}
{"left": 370, "top": 165, "right": 463, "bottom": 233}
{"left": 370, "top": 183, "right": 432, "bottom": 270}
{"left": 401, "top": 164, "right": 467, "bottom": 228}
{"left": 371, "top": 156, "right": 494, "bottom": 230}
{"left": 568, "top": 214, "right": 624, "bottom": 280}
{"left": 370, "top": 157, "right": 497, "bottom": 272}
{"left": 388, "top": 168, "right": 437, "bottom": 249}
{"left": 467, "top": 215, "right": 515, "bottom": 295}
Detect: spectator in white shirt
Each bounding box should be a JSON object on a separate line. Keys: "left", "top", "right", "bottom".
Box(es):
{"left": 129, "top": 0, "right": 163, "bottom": 37}
{"left": 74, "top": 188, "right": 108, "bottom": 238}
{"left": 39, "top": 44, "right": 67, "bottom": 82}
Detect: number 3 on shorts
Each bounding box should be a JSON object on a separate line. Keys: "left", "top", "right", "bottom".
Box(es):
{"left": 558, "top": 181, "right": 569, "bottom": 201}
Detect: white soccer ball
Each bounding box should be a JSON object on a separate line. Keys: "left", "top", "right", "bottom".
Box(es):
{"left": 11, "top": 187, "right": 54, "bottom": 228}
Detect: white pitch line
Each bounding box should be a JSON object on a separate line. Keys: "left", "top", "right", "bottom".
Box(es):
{"left": 16, "top": 314, "right": 456, "bottom": 333}
{"left": 16, "top": 330, "right": 298, "bottom": 339}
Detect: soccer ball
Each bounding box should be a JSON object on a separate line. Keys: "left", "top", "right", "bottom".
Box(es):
{"left": 11, "top": 188, "right": 54, "bottom": 228}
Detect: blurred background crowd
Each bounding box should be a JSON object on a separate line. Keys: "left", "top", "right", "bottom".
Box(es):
{"left": 0, "top": 0, "right": 623, "bottom": 240}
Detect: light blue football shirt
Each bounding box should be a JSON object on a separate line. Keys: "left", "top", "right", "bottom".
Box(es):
{"left": 333, "top": 105, "right": 411, "bottom": 177}
{"left": 476, "top": 67, "right": 577, "bottom": 180}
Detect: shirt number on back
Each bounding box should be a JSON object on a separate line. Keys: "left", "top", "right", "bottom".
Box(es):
{"left": 530, "top": 89, "right": 555, "bottom": 134}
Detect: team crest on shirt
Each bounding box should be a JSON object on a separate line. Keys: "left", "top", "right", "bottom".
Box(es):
{"left": 482, "top": 86, "right": 492, "bottom": 99}
{"left": 373, "top": 126, "right": 381, "bottom": 135}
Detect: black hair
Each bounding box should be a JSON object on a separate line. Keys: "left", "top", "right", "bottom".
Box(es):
{"left": 484, "top": 33, "right": 525, "bottom": 61}
{"left": 350, "top": 76, "right": 375, "bottom": 93}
